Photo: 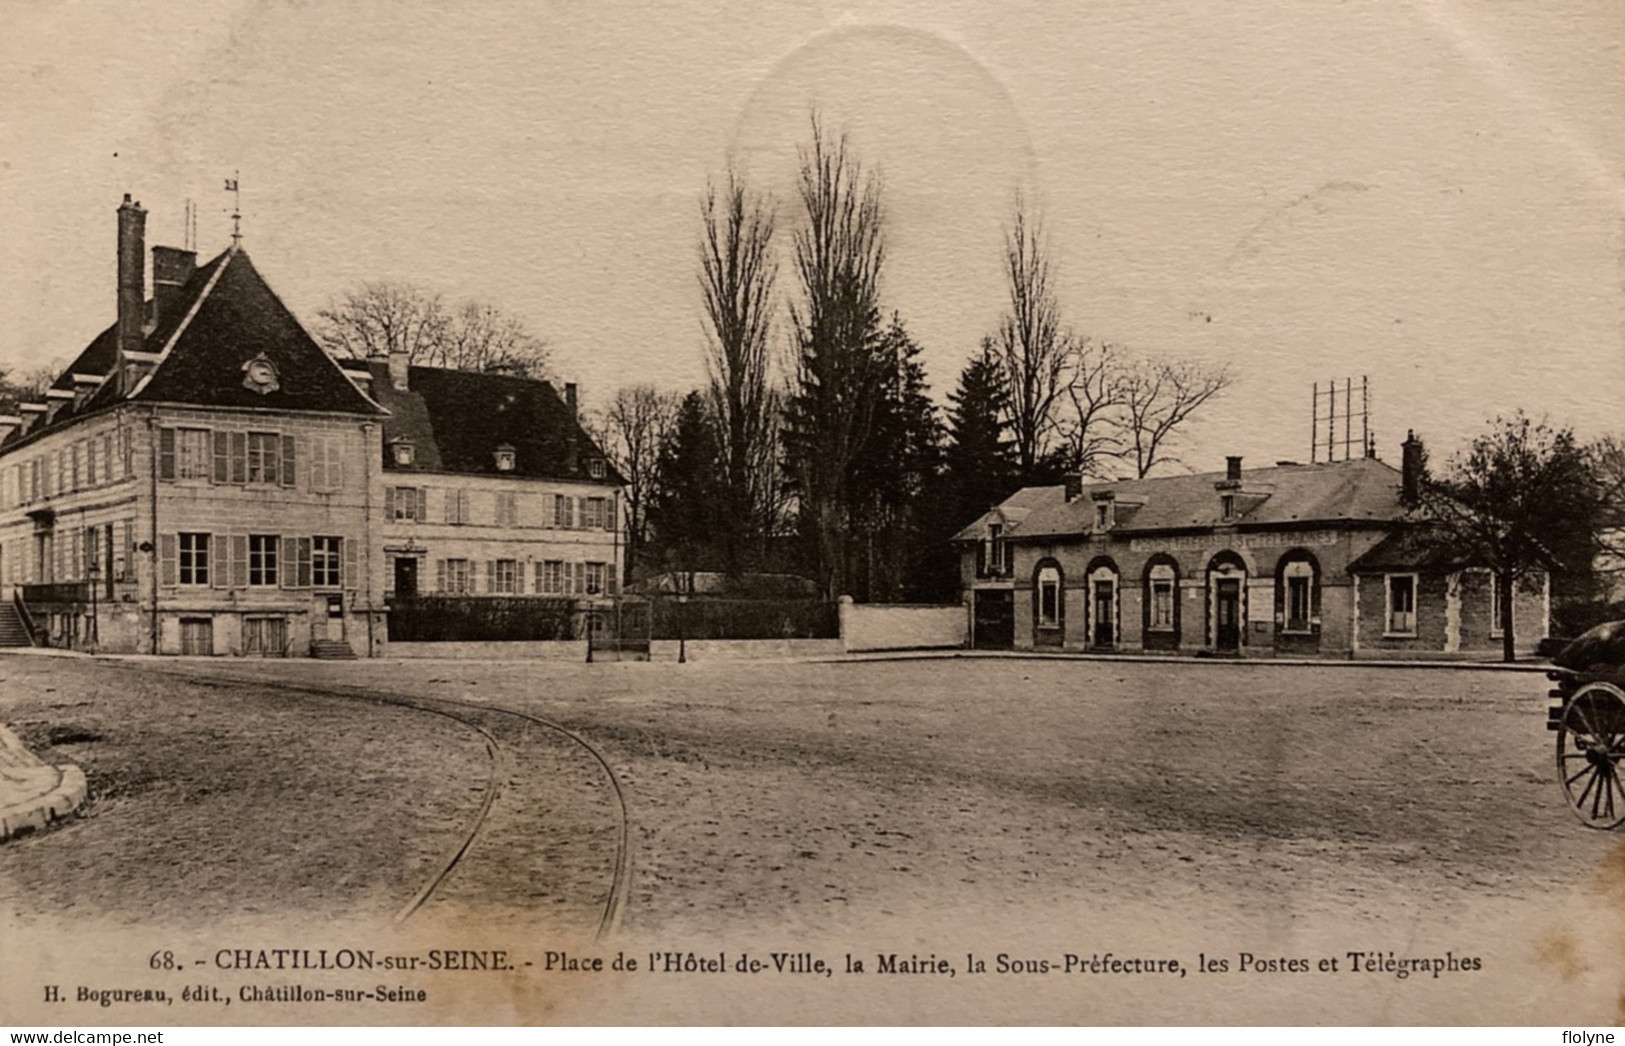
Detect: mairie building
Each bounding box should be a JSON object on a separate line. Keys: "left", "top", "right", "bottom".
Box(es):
{"left": 0, "top": 195, "right": 620, "bottom": 656}
{"left": 955, "top": 443, "right": 1548, "bottom": 659}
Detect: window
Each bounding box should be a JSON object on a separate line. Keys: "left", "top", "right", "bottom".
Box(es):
{"left": 538, "top": 560, "right": 565, "bottom": 595}
{"left": 1385, "top": 574, "right": 1417, "bottom": 635}
{"left": 1037, "top": 565, "right": 1061, "bottom": 628}
{"left": 311, "top": 436, "right": 344, "bottom": 492}
{"left": 981, "top": 523, "right": 1008, "bottom": 578}
{"left": 496, "top": 492, "right": 518, "bottom": 528}
{"left": 1282, "top": 559, "right": 1315, "bottom": 632}
{"left": 392, "top": 439, "right": 415, "bottom": 466}
{"left": 1096, "top": 503, "right": 1110, "bottom": 530}
{"left": 248, "top": 535, "right": 278, "bottom": 586}
{"left": 391, "top": 486, "right": 422, "bottom": 522}
{"left": 247, "top": 432, "right": 280, "bottom": 484}
{"left": 176, "top": 428, "right": 210, "bottom": 480}
{"left": 552, "top": 494, "right": 575, "bottom": 528}
{"left": 212, "top": 431, "right": 249, "bottom": 484}
{"left": 584, "top": 561, "right": 606, "bottom": 595}
{"left": 179, "top": 533, "right": 210, "bottom": 586}
{"left": 313, "top": 537, "right": 342, "bottom": 588}
{"left": 492, "top": 559, "right": 518, "bottom": 594}
{"left": 442, "top": 558, "right": 471, "bottom": 594}
{"left": 582, "top": 497, "right": 610, "bottom": 530}
{"left": 589, "top": 458, "right": 606, "bottom": 479}
{"left": 1220, "top": 494, "right": 1235, "bottom": 520}
{"left": 444, "top": 488, "right": 470, "bottom": 525}
{"left": 494, "top": 445, "right": 516, "bottom": 472}
{"left": 85, "top": 439, "right": 97, "bottom": 486}
{"left": 1149, "top": 564, "right": 1176, "bottom": 631}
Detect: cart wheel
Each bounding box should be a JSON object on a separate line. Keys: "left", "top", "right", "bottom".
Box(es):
{"left": 1556, "top": 681, "right": 1625, "bottom": 830}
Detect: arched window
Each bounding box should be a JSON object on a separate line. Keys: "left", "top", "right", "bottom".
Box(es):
{"left": 1275, "top": 550, "right": 1321, "bottom": 634}
{"left": 1147, "top": 562, "right": 1177, "bottom": 632}
{"left": 1036, "top": 562, "right": 1062, "bottom": 629}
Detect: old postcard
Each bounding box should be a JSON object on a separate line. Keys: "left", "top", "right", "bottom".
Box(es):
{"left": 2, "top": 0, "right": 1623, "bottom": 1027}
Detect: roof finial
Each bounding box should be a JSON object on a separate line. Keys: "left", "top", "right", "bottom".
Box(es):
{"left": 224, "top": 171, "right": 242, "bottom": 245}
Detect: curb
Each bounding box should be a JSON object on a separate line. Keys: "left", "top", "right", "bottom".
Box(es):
{"left": 0, "top": 723, "right": 89, "bottom": 842}
{"left": 0, "top": 763, "right": 87, "bottom": 841}
{"left": 824, "top": 649, "right": 1553, "bottom": 672}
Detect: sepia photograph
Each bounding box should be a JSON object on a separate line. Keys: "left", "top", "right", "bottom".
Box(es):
{"left": 1, "top": 0, "right": 1622, "bottom": 1027}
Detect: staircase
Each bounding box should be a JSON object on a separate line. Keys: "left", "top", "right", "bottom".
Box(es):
{"left": 310, "top": 638, "right": 357, "bottom": 660}
{"left": 0, "top": 602, "right": 33, "bottom": 647}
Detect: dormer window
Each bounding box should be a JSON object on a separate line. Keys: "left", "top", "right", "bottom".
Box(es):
{"left": 1221, "top": 494, "right": 1235, "bottom": 520}
{"left": 494, "top": 443, "right": 516, "bottom": 472}
{"left": 1092, "top": 492, "right": 1116, "bottom": 532}
{"left": 979, "top": 522, "right": 1010, "bottom": 578}
{"left": 589, "top": 458, "right": 606, "bottom": 480}
{"left": 391, "top": 439, "right": 415, "bottom": 466}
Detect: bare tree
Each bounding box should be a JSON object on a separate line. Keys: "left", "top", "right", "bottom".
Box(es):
{"left": 0, "top": 359, "right": 64, "bottom": 412}
{"left": 434, "top": 301, "right": 552, "bottom": 379}
{"left": 590, "top": 385, "right": 681, "bottom": 582}
{"left": 990, "top": 197, "right": 1075, "bottom": 480}
{"left": 1061, "top": 339, "right": 1125, "bottom": 478}
{"left": 700, "top": 169, "right": 778, "bottom": 573}
{"left": 783, "top": 114, "right": 888, "bottom": 600}
{"left": 315, "top": 281, "right": 448, "bottom": 363}
{"left": 1110, "top": 357, "right": 1232, "bottom": 478}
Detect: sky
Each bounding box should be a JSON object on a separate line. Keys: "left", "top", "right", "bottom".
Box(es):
{"left": 1, "top": 0, "right": 1620, "bottom": 473}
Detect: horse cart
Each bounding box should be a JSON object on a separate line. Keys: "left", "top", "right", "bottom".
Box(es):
{"left": 1547, "top": 621, "right": 1625, "bottom": 828}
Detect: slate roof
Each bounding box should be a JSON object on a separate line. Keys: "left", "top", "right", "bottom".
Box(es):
{"left": 955, "top": 457, "right": 1410, "bottom": 543}
{"left": 365, "top": 361, "right": 621, "bottom": 485}
{"left": 3, "top": 246, "right": 382, "bottom": 453}
{"left": 1344, "top": 528, "right": 1476, "bottom": 574}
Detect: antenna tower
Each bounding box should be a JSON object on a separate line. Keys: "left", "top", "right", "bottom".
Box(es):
{"left": 1310, "top": 377, "right": 1371, "bottom": 462}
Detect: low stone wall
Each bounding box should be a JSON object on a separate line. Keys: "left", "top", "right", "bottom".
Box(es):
{"left": 839, "top": 599, "right": 967, "bottom": 653}
{"left": 386, "top": 640, "right": 590, "bottom": 660}
{"left": 384, "top": 638, "right": 844, "bottom": 661}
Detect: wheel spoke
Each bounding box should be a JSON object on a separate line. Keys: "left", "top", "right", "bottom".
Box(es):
{"left": 1576, "top": 698, "right": 1604, "bottom": 742}
{"left": 1568, "top": 764, "right": 1595, "bottom": 787}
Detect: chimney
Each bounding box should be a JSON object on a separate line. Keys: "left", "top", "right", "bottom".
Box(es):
{"left": 151, "top": 245, "right": 197, "bottom": 326}
{"left": 1401, "top": 430, "right": 1424, "bottom": 507}
{"left": 1226, "top": 455, "right": 1243, "bottom": 483}
{"left": 116, "top": 195, "right": 147, "bottom": 394}
{"left": 388, "top": 347, "right": 410, "bottom": 391}
{"left": 564, "top": 382, "right": 580, "bottom": 473}
{"left": 1063, "top": 474, "right": 1083, "bottom": 503}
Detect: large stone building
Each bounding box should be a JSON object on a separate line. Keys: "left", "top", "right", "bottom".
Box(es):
{"left": 355, "top": 355, "right": 622, "bottom": 604}
{"left": 956, "top": 442, "right": 1548, "bottom": 659}
{"left": 0, "top": 195, "right": 621, "bottom": 656}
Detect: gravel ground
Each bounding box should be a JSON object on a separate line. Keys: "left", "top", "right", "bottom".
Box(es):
{"left": 5, "top": 652, "right": 1624, "bottom": 1023}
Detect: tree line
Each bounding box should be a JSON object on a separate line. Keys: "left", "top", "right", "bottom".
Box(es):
{"left": 594, "top": 116, "right": 1232, "bottom": 602}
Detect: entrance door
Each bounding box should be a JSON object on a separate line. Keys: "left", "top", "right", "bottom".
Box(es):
{"left": 972, "top": 590, "right": 1014, "bottom": 650}
{"left": 1215, "top": 578, "right": 1241, "bottom": 652}
{"left": 1093, "top": 580, "right": 1115, "bottom": 648}
{"left": 180, "top": 617, "right": 214, "bottom": 656}
{"left": 394, "top": 557, "right": 418, "bottom": 598}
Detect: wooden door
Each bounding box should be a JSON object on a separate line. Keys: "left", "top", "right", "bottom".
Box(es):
{"left": 1215, "top": 578, "right": 1241, "bottom": 652}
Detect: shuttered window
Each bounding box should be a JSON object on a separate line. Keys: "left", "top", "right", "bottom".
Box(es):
{"left": 177, "top": 533, "right": 208, "bottom": 586}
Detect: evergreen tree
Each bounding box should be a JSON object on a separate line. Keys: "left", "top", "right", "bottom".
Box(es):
{"left": 648, "top": 391, "right": 726, "bottom": 575}
{"left": 941, "top": 340, "right": 1019, "bottom": 529}
{"left": 849, "top": 314, "right": 941, "bottom": 601}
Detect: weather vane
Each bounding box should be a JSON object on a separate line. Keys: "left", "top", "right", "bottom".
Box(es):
{"left": 224, "top": 171, "right": 242, "bottom": 244}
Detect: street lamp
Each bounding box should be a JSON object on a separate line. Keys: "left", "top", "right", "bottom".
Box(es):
{"left": 676, "top": 575, "right": 689, "bottom": 664}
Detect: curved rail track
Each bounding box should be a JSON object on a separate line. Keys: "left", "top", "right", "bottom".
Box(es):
{"left": 139, "top": 665, "right": 632, "bottom": 939}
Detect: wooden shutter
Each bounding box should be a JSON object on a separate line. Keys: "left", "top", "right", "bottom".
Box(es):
{"left": 231, "top": 535, "right": 248, "bottom": 588}
{"left": 297, "top": 538, "right": 312, "bottom": 588}
{"left": 159, "top": 534, "right": 177, "bottom": 586}
{"left": 282, "top": 536, "right": 298, "bottom": 587}
{"left": 343, "top": 538, "right": 356, "bottom": 589}
{"left": 158, "top": 428, "right": 176, "bottom": 480}
{"left": 281, "top": 435, "right": 296, "bottom": 487}
{"left": 436, "top": 559, "right": 446, "bottom": 592}
{"left": 230, "top": 432, "right": 247, "bottom": 483}
{"left": 418, "top": 488, "right": 428, "bottom": 522}
{"left": 481, "top": 560, "right": 493, "bottom": 593}
{"left": 607, "top": 569, "right": 618, "bottom": 596}
{"left": 206, "top": 534, "right": 223, "bottom": 588}
{"left": 212, "top": 430, "right": 229, "bottom": 483}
